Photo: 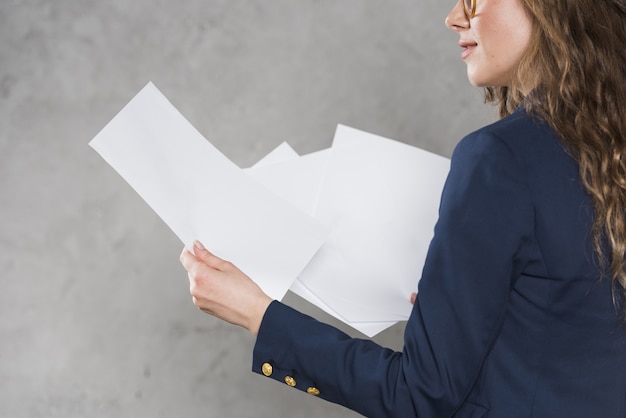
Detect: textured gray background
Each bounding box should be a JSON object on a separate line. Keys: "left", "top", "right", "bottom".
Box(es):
{"left": 0, "top": 1, "right": 495, "bottom": 417}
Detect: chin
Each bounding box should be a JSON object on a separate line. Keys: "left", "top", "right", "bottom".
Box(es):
{"left": 465, "top": 69, "right": 483, "bottom": 87}
{"left": 467, "top": 75, "right": 504, "bottom": 89}
{"left": 466, "top": 69, "right": 512, "bottom": 89}
{"left": 466, "top": 75, "right": 485, "bottom": 88}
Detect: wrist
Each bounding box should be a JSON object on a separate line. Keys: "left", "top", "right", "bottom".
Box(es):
{"left": 248, "top": 295, "right": 273, "bottom": 336}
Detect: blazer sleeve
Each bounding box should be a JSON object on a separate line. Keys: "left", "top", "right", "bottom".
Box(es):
{"left": 252, "top": 129, "right": 536, "bottom": 417}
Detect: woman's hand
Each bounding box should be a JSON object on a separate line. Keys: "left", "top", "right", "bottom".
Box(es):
{"left": 179, "top": 240, "right": 273, "bottom": 336}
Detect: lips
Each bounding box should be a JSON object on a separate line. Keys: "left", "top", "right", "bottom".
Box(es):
{"left": 459, "top": 40, "right": 478, "bottom": 59}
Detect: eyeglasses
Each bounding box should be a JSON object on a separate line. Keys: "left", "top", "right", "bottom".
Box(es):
{"left": 464, "top": 0, "right": 477, "bottom": 18}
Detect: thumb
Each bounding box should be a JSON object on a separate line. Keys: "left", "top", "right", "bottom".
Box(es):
{"left": 193, "top": 240, "right": 230, "bottom": 270}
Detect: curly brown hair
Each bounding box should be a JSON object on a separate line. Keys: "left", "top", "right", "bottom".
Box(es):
{"left": 485, "top": 0, "right": 626, "bottom": 319}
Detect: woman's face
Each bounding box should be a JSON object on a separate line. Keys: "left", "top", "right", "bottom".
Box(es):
{"left": 445, "top": 0, "right": 533, "bottom": 88}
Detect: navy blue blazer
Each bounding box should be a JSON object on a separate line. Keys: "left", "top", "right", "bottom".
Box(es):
{"left": 252, "top": 108, "right": 626, "bottom": 417}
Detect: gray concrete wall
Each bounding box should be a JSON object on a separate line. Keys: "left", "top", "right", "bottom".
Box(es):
{"left": 0, "top": 1, "right": 496, "bottom": 417}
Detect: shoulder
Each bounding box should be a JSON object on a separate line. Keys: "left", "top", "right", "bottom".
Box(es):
{"left": 452, "top": 108, "right": 577, "bottom": 180}
{"left": 453, "top": 107, "right": 562, "bottom": 166}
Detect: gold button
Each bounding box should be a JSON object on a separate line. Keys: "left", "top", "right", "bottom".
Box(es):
{"left": 261, "top": 363, "right": 273, "bottom": 377}
{"left": 307, "top": 387, "right": 320, "bottom": 396}
{"left": 284, "top": 376, "right": 297, "bottom": 387}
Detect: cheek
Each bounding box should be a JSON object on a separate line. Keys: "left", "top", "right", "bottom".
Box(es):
{"left": 507, "top": 28, "right": 532, "bottom": 68}
{"left": 489, "top": 23, "right": 531, "bottom": 69}
{"left": 503, "top": 13, "right": 533, "bottom": 57}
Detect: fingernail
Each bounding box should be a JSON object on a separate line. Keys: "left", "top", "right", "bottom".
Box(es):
{"left": 194, "top": 240, "right": 205, "bottom": 250}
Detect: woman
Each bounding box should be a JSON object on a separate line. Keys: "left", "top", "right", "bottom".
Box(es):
{"left": 180, "top": 0, "right": 626, "bottom": 416}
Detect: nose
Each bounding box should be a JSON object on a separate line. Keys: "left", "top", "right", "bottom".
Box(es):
{"left": 445, "top": 0, "right": 469, "bottom": 32}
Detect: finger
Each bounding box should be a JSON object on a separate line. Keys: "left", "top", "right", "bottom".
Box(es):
{"left": 410, "top": 292, "right": 417, "bottom": 305}
{"left": 192, "top": 295, "right": 203, "bottom": 308}
{"left": 188, "top": 271, "right": 198, "bottom": 290}
{"left": 193, "top": 240, "right": 231, "bottom": 271}
{"left": 192, "top": 296, "right": 210, "bottom": 313}
{"left": 179, "top": 246, "right": 198, "bottom": 271}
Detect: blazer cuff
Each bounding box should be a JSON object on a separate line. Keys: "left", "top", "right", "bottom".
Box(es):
{"left": 251, "top": 301, "right": 322, "bottom": 397}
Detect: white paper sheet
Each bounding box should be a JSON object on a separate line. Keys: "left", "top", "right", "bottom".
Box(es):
{"left": 298, "top": 125, "right": 450, "bottom": 322}
{"left": 247, "top": 142, "right": 299, "bottom": 167}
{"left": 289, "top": 279, "right": 397, "bottom": 337}
{"left": 245, "top": 148, "right": 330, "bottom": 216}
{"left": 246, "top": 147, "right": 395, "bottom": 336}
{"left": 89, "top": 82, "right": 327, "bottom": 301}
{"left": 89, "top": 82, "right": 451, "bottom": 337}
{"left": 244, "top": 126, "right": 450, "bottom": 335}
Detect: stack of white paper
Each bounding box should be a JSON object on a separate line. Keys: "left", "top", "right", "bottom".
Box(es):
{"left": 246, "top": 126, "right": 450, "bottom": 336}
{"left": 90, "top": 82, "right": 450, "bottom": 337}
